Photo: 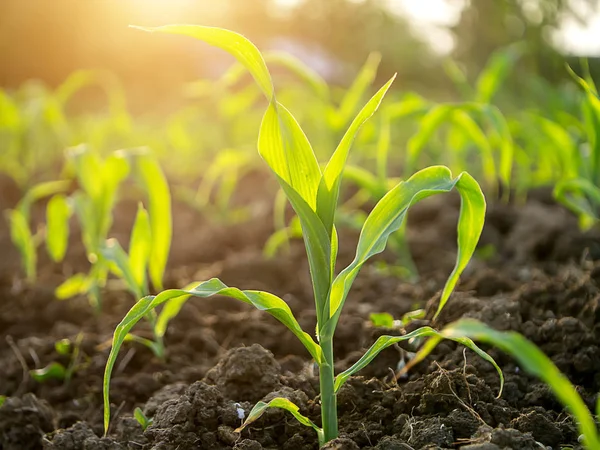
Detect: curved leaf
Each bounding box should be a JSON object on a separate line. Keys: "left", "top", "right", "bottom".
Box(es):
{"left": 133, "top": 25, "right": 274, "bottom": 100}
{"left": 322, "top": 166, "right": 485, "bottom": 338}
{"left": 46, "top": 194, "right": 71, "bottom": 262}
{"left": 264, "top": 51, "right": 329, "bottom": 100}
{"left": 135, "top": 154, "right": 172, "bottom": 291}
{"left": 317, "top": 75, "right": 396, "bottom": 234}
{"left": 259, "top": 101, "right": 321, "bottom": 210}
{"left": 554, "top": 178, "right": 600, "bottom": 229}
{"left": 334, "top": 326, "right": 503, "bottom": 395}
{"left": 103, "top": 279, "right": 322, "bottom": 433}
{"left": 101, "top": 239, "right": 140, "bottom": 298}
{"left": 442, "top": 319, "right": 600, "bottom": 449}
{"left": 19, "top": 180, "right": 71, "bottom": 220}
{"left": 236, "top": 398, "right": 324, "bottom": 444}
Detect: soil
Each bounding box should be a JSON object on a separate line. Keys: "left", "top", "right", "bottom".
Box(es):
{"left": 1, "top": 173, "right": 599, "bottom": 450}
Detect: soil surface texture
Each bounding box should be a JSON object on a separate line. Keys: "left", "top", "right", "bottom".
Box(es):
{"left": 1, "top": 177, "right": 599, "bottom": 450}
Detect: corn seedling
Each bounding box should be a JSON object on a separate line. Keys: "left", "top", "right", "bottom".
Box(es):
{"left": 176, "top": 148, "right": 256, "bottom": 223}
{"left": 133, "top": 407, "right": 153, "bottom": 431}
{"left": 102, "top": 26, "right": 500, "bottom": 446}
{"left": 52, "top": 145, "right": 171, "bottom": 312}
{"left": 30, "top": 334, "right": 87, "bottom": 384}
{"left": 6, "top": 180, "right": 71, "bottom": 283}
{"left": 552, "top": 65, "right": 600, "bottom": 229}
{"left": 101, "top": 203, "right": 167, "bottom": 359}
{"left": 444, "top": 43, "right": 526, "bottom": 105}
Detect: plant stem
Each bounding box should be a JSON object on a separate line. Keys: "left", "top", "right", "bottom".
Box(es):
{"left": 319, "top": 337, "right": 338, "bottom": 444}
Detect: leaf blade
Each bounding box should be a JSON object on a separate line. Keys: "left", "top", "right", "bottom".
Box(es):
{"left": 103, "top": 279, "right": 322, "bottom": 434}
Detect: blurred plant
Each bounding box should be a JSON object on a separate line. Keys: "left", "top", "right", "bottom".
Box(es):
{"left": 5, "top": 180, "right": 71, "bottom": 283}
{"left": 0, "top": 70, "right": 134, "bottom": 189}
{"left": 100, "top": 204, "right": 168, "bottom": 360}
{"left": 30, "top": 334, "right": 87, "bottom": 384}
{"left": 552, "top": 65, "right": 600, "bottom": 229}
{"left": 52, "top": 145, "right": 172, "bottom": 312}
{"left": 133, "top": 407, "right": 153, "bottom": 431}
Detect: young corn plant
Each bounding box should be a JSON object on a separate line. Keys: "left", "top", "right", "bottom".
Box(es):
{"left": 6, "top": 180, "right": 71, "bottom": 283}
{"left": 103, "top": 25, "right": 498, "bottom": 445}
{"left": 552, "top": 65, "right": 600, "bottom": 229}
{"left": 30, "top": 334, "right": 87, "bottom": 385}
{"left": 101, "top": 203, "right": 167, "bottom": 359}
{"left": 52, "top": 145, "right": 171, "bottom": 312}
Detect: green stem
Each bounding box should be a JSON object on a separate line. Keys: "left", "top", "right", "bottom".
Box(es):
{"left": 319, "top": 337, "right": 338, "bottom": 444}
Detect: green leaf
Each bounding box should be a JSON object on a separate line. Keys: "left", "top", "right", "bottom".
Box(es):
{"left": 259, "top": 101, "right": 321, "bottom": 210}
{"left": 322, "top": 166, "right": 485, "bottom": 338}
{"left": 332, "top": 52, "right": 381, "bottom": 129}
{"left": 406, "top": 105, "right": 453, "bottom": 173}
{"left": 46, "top": 194, "right": 71, "bottom": 262}
{"left": 7, "top": 209, "right": 36, "bottom": 282}
{"left": 450, "top": 110, "right": 496, "bottom": 187}
{"left": 133, "top": 25, "right": 274, "bottom": 100}
{"left": 54, "top": 338, "right": 72, "bottom": 356}
{"left": 154, "top": 291, "right": 191, "bottom": 339}
{"left": 475, "top": 44, "right": 525, "bottom": 103}
{"left": 101, "top": 239, "right": 141, "bottom": 298}
{"left": 277, "top": 179, "right": 332, "bottom": 326}
{"left": 30, "top": 362, "right": 67, "bottom": 382}
{"left": 133, "top": 407, "right": 153, "bottom": 431}
{"left": 128, "top": 203, "right": 152, "bottom": 294}
{"left": 0, "top": 395, "right": 5, "bottom": 407}
{"left": 67, "top": 145, "right": 104, "bottom": 200}
{"left": 334, "top": 326, "right": 503, "bottom": 395}
{"left": 554, "top": 178, "right": 600, "bottom": 229}
{"left": 55, "top": 273, "right": 91, "bottom": 300}
{"left": 317, "top": 75, "right": 396, "bottom": 234}
{"left": 443, "top": 319, "right": 600, "bottom": 449}
{"left": 236, "top": 398, "right": 323, "bottom": 444}
{"left": 103, "top": 279, "right": 322, "bottom": 434}
{"left": 443, "top": 58, "right": 473, "bottom": 99}
{"left": 369, "top": 312, "right": 394, "bottom": 328}
{"left": 18, "top": 180, "right": 71, "bottom": 220}
{"left": 135, "top": 154, "right": 172, "bottom": 291}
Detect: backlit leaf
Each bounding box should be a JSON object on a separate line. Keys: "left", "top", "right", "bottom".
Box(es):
{"left": 46, "top": 194, "right": 71, "bottom": 262}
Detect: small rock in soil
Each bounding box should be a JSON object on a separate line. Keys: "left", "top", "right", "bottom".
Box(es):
{"left": 0, "top": 394, "right": 55, "bottom": 450}
{"left": 204, "top": 344, "right": 282, "bottom": 402}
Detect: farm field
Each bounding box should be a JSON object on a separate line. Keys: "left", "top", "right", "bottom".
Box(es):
{"left": 1, "top": 7, "right": 600, "bottom": 450}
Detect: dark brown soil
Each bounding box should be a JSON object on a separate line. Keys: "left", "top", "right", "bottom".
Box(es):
{"left": 1, "top": 178, "right": 599, "bottom": 450}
